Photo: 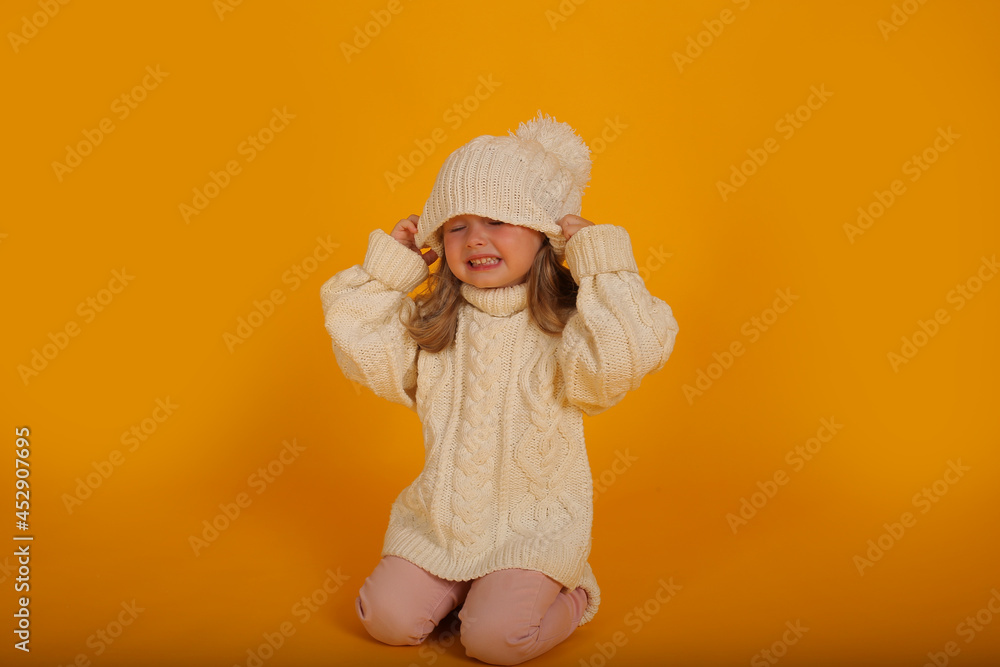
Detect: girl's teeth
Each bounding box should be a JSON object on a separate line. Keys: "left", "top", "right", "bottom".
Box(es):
{"left": 471, "top": 258, "right": 499, "bottom": 266}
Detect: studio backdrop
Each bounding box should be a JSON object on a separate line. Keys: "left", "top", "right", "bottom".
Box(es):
{"left": 3, "top": 1, "right": 999, "bottom": 666}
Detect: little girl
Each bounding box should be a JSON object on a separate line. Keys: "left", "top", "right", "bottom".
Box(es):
{"left": 320, "top": 110, "right": 679, "bottom": 665}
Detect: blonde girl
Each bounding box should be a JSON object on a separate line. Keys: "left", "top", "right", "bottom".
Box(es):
{"left": 320, "top": 110, "right": 679, "bottom": 665}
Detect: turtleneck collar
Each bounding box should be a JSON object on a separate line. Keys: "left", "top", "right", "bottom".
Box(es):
{"left": 460, "top": 281, "right": 528, "bottom": 317}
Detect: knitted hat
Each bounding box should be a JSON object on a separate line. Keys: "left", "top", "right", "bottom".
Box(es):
{"left": 414, "top": 110, "right": 592, "bottom": 263}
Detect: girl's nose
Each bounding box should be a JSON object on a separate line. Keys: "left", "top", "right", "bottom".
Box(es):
{"left": 466, "top": 227, "right": 487, "bottom": 246}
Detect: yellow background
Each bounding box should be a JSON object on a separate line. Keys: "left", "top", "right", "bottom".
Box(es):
{"left": 3, "top": 0, "right": 999, "bottom": 665}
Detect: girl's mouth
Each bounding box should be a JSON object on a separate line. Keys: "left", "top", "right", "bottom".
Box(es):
{"left": 468, "top": 258, "right": 502, "bottom": 271}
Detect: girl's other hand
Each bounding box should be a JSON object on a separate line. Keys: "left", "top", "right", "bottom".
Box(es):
{"left": 390, "top": 214, "right": 438, "bottom": 266}
{"left": 557, "top": 214, "right": 595, "bottom": 242}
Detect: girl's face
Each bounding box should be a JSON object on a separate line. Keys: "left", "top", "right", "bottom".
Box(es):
{"left": 442, "top": 214, "right": 545, "bottom": 289}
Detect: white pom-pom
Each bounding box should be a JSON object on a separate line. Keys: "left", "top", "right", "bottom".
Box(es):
{"left": 510, "top": 109, "right": 591, "bottom": 190}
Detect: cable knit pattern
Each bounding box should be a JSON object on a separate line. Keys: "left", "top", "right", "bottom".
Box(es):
{"left": 512, "top": 340, "right": 580, "bottom": 540}
{"left": 404, "top": 352, "right": 450, "bottom": 534}
{"left": 451, "top": 309, "right": 506, "bottom": 549}
{"left": 319, "top": 223, "right": 679, "bottom": 626}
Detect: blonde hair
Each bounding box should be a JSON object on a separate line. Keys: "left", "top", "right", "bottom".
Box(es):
{"left": 402, "top": 232, "right": 579, "bottom": 353}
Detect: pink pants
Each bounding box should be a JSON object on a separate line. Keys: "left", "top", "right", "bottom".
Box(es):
{"left": 355, "top": 555, "right": 589, "bottom": 665}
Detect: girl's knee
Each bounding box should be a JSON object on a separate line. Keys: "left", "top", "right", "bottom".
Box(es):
{"left": 459, "top": 587, "right": 586, "bottom": 665}
{"left": 459, "top": 613, "right": 536, "bottom": 666}
{"left": 355, "top": 590, "right": 429, "bottom": 646}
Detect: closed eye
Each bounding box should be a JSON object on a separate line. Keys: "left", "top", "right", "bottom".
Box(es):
{"left": 447, "top": 221, "right": 505, "bottom": 232}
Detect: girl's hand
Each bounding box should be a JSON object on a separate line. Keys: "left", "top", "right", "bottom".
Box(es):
{"left": 557, "top": 214, "right": 595, "bottom": 242}
{"left": 390, "top": 214, "right": 438, "bottom": 266}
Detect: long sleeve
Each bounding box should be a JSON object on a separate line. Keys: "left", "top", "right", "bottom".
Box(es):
{"left": 319, "top": 228, "right": 430, "bottom": 411}
{"left": 556, "top": 224, "right": 679, "bottom": 416}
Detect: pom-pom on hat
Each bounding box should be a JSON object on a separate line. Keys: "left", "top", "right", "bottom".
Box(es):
{"left": 414, "top": 110, "right": 592, "bottom": 263}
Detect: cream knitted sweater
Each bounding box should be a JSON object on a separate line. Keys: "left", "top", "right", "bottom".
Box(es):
{"left": 319, "top": 223, "right": 679, "bottom": 626}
